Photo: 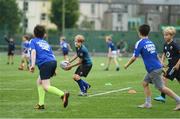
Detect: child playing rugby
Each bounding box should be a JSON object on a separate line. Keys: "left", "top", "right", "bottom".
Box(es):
{"left": 154, "top": 26, "right": 180, "bottom": 102}
{"left": 124, "top": 24, "right": 180, "bottom": 111}
{"left": 65, "top": 35, "right": 92, "bottom": 96}
{"left": 59, "top": 36, "right": 72, "bottom": 60}
{"left": 18, "top": 35, "right": 30, "bottom": 70}
{"left": 29, "top": 25, "right": 69, "bottom": 109}
{"left": 4, "top": 36, "right": 15, "bottom": 65}
{"left": 104, "top": 36, "right": 120, "bottom": 71}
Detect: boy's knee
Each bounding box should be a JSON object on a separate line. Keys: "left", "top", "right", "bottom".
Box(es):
{"left": 42, "top": 85, "right": 49, "bottom": 91}
{"left": 142, "top": 81, "right": 148, "bottom": 87}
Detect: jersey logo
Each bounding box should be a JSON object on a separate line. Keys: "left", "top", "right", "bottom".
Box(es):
{"left": 80, "top": 53, "right": 83, "bottom": 57}
{"left": 170, "top": 46, "right": 173, "bottom": 50}
{"left": 165, "top": 46, "right": 167, "bottom": 50}
{"left": 166, "top": 51, "right": 170, "bottom": 58}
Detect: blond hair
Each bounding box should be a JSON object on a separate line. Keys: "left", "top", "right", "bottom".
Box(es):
{"left": 60, "top": 36, "right": 66, "bottom": 41}
{"left": 105, "top": 35, "right": 112, "bottom": 41}
{"left": 75, "top": 35, "right": 85, "bottom": 42}
{"left": 163, "top": 26, "right": 176, "bottom": 36}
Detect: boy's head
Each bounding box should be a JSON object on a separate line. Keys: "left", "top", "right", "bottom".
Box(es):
{"left": 74, "top": 35, "right": 85, "bottom": 47}
{"left": 105, "top": 36, "right": 112, "bottom": 42}
{"left": 138, "top": 24, "right": 150, "bottom": 37}
{"left": 22, "top": 35, "right": 30, "bottom": 41}
{"left": 163, "top": 26, "right": 176, "bottom": 42}
{"left": 60, "top": 36, "right": 66, "bottom": 41}
{"left": 34, "top": 25, "right": 46, "bottom": 39}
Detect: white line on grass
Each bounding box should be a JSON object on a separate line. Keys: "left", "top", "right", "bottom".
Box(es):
{"left": 0, "top": 88, "right": 32, "bottom": 91}
{"left": 88, "top": 87, "right": 132, "bottom": 97}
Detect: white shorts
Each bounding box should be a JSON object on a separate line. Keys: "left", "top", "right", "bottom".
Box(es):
{"left": 22, "top": 52, "right": 30, "bottom": 58}
{"left": 109, "top": 51, "right": 117, "bottom": 58}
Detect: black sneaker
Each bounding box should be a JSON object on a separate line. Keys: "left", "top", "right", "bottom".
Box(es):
{"left": 116, "top": 67, "right": 120, "bottom": 71}
{"left": 85, "top": 84, "right": 91, "bottom": 93}
{"left": 34, "top": 104, "right": 45, "bottom": 110}
{"left": 61, "top": 92, "right": 70, "bottom": 108}
{"left": 78, "top": 92, "right": 88, "bottom": 96}
{"left": 104, "top": 68, "right": 109, "bottom": 71}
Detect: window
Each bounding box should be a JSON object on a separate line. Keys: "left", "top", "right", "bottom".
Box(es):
{"left": 91, "top": 4, "right": 95, "bottom": 14}
{"left": 117, "top": 14, "right": 122, "bottom": 22}
{"left": 24, "top": 18, "right": 28, "bottom": 28}
{"left": 41, "top": 13, "right": 46, "bottom": 20}
{"left": 23, "top": 1, "right": 28, "bottom": 11}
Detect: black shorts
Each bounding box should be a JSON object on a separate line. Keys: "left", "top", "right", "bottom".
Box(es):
{"left": 8, "top": 50, "right": 14, "bottom": 56}
{"left": 164, "top": 67, "right": 180, "bottom": 81}
{"left": 39, "top": 61, "right": 57, "bottom": 80}
{"left": 75, "top": 64, "right": 92, "bottom": 77}
{"left": 62, "top": 50, "right": 68, "bottom": 56}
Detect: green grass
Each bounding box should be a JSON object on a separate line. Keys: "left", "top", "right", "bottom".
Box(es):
{"left": 0, "top": 53, "right": 180, "bottom": 118}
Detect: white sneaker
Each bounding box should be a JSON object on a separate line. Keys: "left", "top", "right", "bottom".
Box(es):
{"left": 138, "top": 103, "right": 152, "bottom": 109}
{"left": 174, "top": 103, "right": 180, "bottom": 111}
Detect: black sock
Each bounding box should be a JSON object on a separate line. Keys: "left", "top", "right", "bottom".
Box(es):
{"left": 161, "top": 93, "right": 166, "bottom": 98}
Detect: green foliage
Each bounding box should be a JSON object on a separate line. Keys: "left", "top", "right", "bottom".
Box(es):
{"left": 50, "top": 0, "right": 80, "bottom": 31}
{"left": 0, "top": 0, "right": 21, "bottom": 35}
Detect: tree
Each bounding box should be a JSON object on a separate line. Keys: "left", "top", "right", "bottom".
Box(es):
{"left": 0, "top": 0, "right": 21, "bottom": 34}
{"left": 50, "top": 0, "right": 79, "bottom": 31}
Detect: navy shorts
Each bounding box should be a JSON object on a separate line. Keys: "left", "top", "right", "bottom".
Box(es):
{"left": 164, "top": 67, "right": 180, "bottom": 81}
{"left": 62, "top": 50, "right": 68, "bottom": 56}
{"left": 75, "top": 64, "right": 92, "bottom": 77}
{"left": 8, "top": 50, "right": 14, "bottom": 56}
{"left": 39, "top": 61, "right": 57, "bottom": 80}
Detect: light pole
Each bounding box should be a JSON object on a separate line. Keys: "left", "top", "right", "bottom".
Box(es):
{"left": 62, "top": 0, "right": 65, "bottom": 36}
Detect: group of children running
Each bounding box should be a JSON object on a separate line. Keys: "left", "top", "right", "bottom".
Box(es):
{"left": 4, "top": 24, "right": 180, "bottom": 111}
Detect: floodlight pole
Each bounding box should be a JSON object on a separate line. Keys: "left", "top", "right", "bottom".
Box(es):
{"left": 62, "top": 0, "right": 65, "bottom": 36}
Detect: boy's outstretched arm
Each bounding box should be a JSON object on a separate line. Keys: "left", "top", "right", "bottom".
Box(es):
{"left": 65, "top": 58, "right": 82, "bottom": 70}
{"left": 69, "top": 54, "right": 78, "bottom": 63}
{"left": 124, "top": 56, "right": 137, "bottom": 69}
{"left": 30, "top": 49, "right": 36, "bottom": 73}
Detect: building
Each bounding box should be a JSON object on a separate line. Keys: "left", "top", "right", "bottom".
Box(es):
{"left": 16, "top": 0, "right": 180, "bottom": 32}
{"left": 16, "top": 0, "right": 56, "bottom": 33}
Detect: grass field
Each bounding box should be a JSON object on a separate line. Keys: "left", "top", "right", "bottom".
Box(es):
{"left": 0, "top": 53, "right": 180, "bottom": 118}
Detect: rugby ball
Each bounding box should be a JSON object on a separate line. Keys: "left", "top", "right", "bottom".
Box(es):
{"left": 60, "top": 60, "right": 69, "bottom": 70}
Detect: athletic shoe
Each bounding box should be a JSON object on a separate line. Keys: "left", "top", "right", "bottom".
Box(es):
{"left": 154, "top": 96, "right": 166, "bottom": 103}
{"left": 104, "top": 68, "right": 109, "bottom": 71}
{"left": 138, "top": 103, "right": 152, "bottom": 109}
{"left": 174, "top": 103, "right": 180, "bottom": 111}
{"left": 78, "top": 92, "right": 88, "bottom": 96}
{"left": 34, "top": 104, "right": 45, "bottom": 110}
{"left": 18, "top": 67, "right": 24, "bottom": 70}
{"left": 61, "top": 92, "right": 70, "bottom": 108}
{"left": 85, "top": 84, "right": 91, "bottom": 93}
{"left": 116, "top": 67, "right": 120, "bottom": 71}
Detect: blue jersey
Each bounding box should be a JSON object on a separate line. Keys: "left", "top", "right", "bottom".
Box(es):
{"left": 22, "top": 41, "right": 30, "bottom": 54}
{"left": 107, "top": 41, "right": 116, "bottom": 51}
{"left": 29, "top": 38, "right": 56, "bottom": 67}
{"left": 133, "top": 38, "right": 162, "bottom": 73}
{"left": 76, "top": 45, "right": 92, "bottom": 65}
{"left": 60, "top": 41, "right": 69, "bottom": 52}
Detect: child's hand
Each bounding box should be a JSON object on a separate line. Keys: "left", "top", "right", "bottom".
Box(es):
{"left": 64, "top": 65, "right": 72, "bottom": 71}
{"left": 29, "top": 66, "right": 35, "bottom": 73}
{"left": 173, "top": 64, "right": 179, "bottom": 71}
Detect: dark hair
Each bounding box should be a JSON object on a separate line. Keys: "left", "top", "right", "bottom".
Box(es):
{"left": 34, "top": 25, "right": 46, "bottom": 38}
{"left": 139, "top": 24, "right": 150, "bottom": 36}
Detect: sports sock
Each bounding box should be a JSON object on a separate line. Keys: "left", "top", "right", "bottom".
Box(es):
{"left": 145, "top": 96, "right": 151, "bottom": 104}
{"left": 75, "top": 79, "right": 86, "bottom": 93}
{"left": 47, "top": 86, "right": 64, "bottom": 97}
{"left": 161, "top": 92, "right": 166, "bottom": 98}
{"left": 174, "top": 96, "right": 180, "bottom": 104}
{"left": 81, "top": 79, "right": 89, "bottom": 89}
{"left": 38, "top": 85, "right": 46, "bottom": 105}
